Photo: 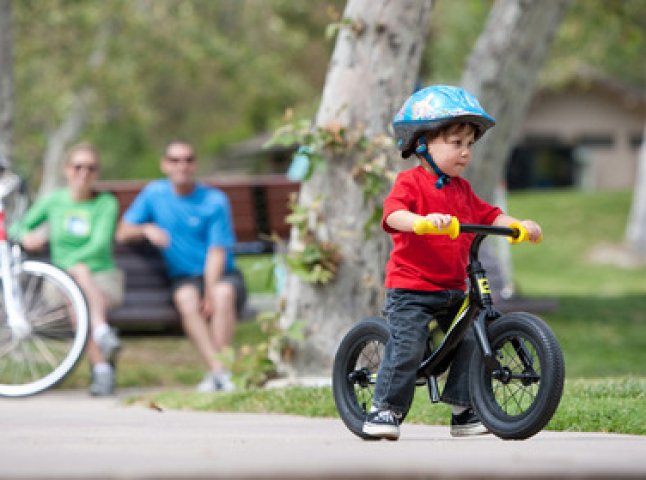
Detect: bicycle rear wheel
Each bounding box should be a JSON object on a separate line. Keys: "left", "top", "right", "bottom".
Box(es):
{"left": 332, "top": 317, "right": 389, "bottom": 440}
{"left": 0, "top": 260, "right": 89, "bottom": 397}
{"left": 469, "top": 312, "right": 564, "bottom": 440}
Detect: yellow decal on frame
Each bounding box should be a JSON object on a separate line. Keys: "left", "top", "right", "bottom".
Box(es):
{"left": 478, "top": 278, "right": 491, "bottom": 294}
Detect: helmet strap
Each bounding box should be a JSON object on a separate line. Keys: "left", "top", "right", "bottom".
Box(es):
{"left": 416, "top": 137, "right": 450, "bottom": 189}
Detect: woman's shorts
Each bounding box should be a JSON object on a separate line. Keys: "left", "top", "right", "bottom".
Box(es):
{"left": 92, "top": 268, "right": 125, "bottom": 309}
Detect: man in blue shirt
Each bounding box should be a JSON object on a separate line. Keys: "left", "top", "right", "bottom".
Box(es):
{"left": 117, "top": 140, "right": 246, "bottom": 392}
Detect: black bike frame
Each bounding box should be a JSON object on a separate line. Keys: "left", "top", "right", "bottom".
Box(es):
{"left": 416, "top": 224, "right": 518, "bottom": 400}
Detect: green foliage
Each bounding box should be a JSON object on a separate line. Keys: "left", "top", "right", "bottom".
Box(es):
{"left": 425, "top": 0, "right": 646, "bottom": 89}
{"left": 423, "top": 0, "right": 492, "bottom": 83}
{"left": 544, "top": 0, "right": 646, "bottom": 86}
{"left": 12, "top": 0, "right": 345, "bottom": 183}
{"left": 283, "top": 194, "right": 341, "bottom": 285}
{"left": 266, "top": 116, "right": 396, "bottom": 279}
{"left": 350, "top": 134, "right": 396, "bottom": 236}
{"left": 264, "top": 115, "right": 355, "bottom": 181}
{"left": 236, "top": 254, "right": 275, "bottom": 293}
{"left": 324, "top": 17, "right": 354, "bottom": 41}
{"left": 218, "top": 312, "right": 305, "bottom": 390}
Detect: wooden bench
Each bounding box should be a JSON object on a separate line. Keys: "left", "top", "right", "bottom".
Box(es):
{"left": 93, "top": 175, "right": 299, "bottom": 331}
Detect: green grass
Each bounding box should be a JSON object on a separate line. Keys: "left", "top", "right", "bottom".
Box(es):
{"left": 508, "top": 189, "right": 643, "bottom": 296}
{"left": 129, "top": 377, "right": 646, "bottom": 436}
{"left": 71, "top": 188, "right": 646, "bottom": 435}
{"left": 542, "top": 295, "right": 646, "bottom": 377}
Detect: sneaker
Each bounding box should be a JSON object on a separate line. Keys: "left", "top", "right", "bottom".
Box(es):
{"left": 95, "top": 328, "right": 121, "bottom": 363}
{"left": 89, "top": 368, "right": 115, "bottom": 396}
{"left": 450, "top": 408, "right": 490, "bottom": 437}
{"left": 215, "top": 371, "right": 236, "bottom": 392}
{"left": 196, "top": 373, "right": 218, "bottom": 392}
{"left": 362, "top": 409, "right": 400, "bottom": 440}
{"left": 196, "top": 371, "right": 236, "bottom": 393}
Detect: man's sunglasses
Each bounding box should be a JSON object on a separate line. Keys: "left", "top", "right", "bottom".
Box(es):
{"left": 166, "top": 155, "right": 195, "bottom": 164}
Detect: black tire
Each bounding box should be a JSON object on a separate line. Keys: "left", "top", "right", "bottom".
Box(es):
{"left": 332, "top": 317, "right": 390, "bottom": 440}
{"left": 469, "top": 312, "right": 565, "bottom": 440}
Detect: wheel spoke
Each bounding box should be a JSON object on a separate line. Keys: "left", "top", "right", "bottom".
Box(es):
{"left": 491, "top": 333, "right": 543, "bottom": 416}
{"left": 351, "top": 339, "right": 385, "bottom": 413}
{"left": 0, "top": 262, "right": 89, "bottom": 397}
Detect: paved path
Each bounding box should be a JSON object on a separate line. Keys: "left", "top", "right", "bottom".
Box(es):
{"left": 1, "top": 389, "right": 645, "bottom": 479}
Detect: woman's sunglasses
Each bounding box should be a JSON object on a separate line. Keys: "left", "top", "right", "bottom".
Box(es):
{"left": 70, "top": 163, "right": 99, "bottom": 173}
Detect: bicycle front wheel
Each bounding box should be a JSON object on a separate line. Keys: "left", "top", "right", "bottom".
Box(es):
{"left": 469, "top": 312, "right": 565, "bottom": 440}
{"left": 0, "top": 260, "right": 89, "bottom": 397}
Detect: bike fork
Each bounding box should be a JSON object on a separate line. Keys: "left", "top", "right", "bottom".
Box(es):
{"left": 473, "top": 310, "right": 499, "bottom": 371}
{"left": 0, "top": 238, "right": 29, "bottom": 339}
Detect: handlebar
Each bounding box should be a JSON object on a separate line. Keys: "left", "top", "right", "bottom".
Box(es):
{"left": 0, "top": 172, "right": 22, "bottom": 200}
{"left": 412, "top": 217, "right": 542, "bottom": 244}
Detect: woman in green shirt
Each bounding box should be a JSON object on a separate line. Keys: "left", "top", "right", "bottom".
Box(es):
{"left": 12, "top": 144, "right": 123, "bottom": 396}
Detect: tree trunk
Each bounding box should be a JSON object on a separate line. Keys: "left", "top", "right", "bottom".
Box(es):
{"left": 36, "top": 17, "right": 115, "bottom": 196}
{"left": 38, "top": 91, "right": 90, "bottom": 196}
{"left": 461, "top": 0, "right": 570, "bottom": 297}
{"left": 0, "top": 0, "right": 13, "bottom": 163}
{"left": 462, "top": 0, "right": 571, "bottom": 203}
{"left": 625, "top": 122, "right": 646, "bottom": 255}
{"left": 279, "top": 0, "right": 434, "bottom": 379}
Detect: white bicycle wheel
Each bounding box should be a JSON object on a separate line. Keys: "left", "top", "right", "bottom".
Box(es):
{"left": 0, "top": 260, "right": 89, "bottom": 397}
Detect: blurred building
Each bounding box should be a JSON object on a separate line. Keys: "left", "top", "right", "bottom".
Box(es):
{"left": 216, "top": 133, "right": 295, "bottom": 175}
{"left": 509, "top": 72, "right": 646, "bottom": 191}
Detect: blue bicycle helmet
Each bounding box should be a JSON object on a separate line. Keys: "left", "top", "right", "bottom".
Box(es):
{"left": 393, "top": 85, "right": 495, "bottom": 158}
{"left": 392, "top": 85, "right": 495, "bottom": 189}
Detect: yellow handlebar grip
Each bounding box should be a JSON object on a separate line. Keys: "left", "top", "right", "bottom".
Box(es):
{"left": 508, "top": 221, "right": 529, "bottom": 244}
{"left": 412, "top": 216, "right": 460, "bottom": 240}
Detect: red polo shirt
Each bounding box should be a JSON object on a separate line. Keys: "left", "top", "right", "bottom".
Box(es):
{"left": 382, "top": 166, "right": 502, "bottom": 291}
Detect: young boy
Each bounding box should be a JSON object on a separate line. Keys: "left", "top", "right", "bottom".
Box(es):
{"left": 363, "top": 85, "right": 542, "bottom": 440}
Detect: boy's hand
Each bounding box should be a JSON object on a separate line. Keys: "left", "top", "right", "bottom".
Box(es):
{"left": 413, "top": 214, "right": 459, "bottom": 239}
{"left": 520, "top": 220, "right": 542, "bottom": 243}
{"left": 424, "top": 213, "right": 453, "bottom": 229}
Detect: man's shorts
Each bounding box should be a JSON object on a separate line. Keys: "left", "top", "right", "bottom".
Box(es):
{"left": 170, "top": 269, "right": 247, "bottom": 315}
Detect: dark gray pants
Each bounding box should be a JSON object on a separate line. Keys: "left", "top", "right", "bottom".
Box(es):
{"left": 372, "top": 288, "right": 475, "bottom": 415}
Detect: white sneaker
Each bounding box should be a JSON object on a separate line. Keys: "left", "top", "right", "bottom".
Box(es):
{"left": 196, "top": 371, "right": 236, "bottom": 393}
{"left": 450, "top": 408, "right": 490, "bottom": 437}
{"left": 196, "top": 373, "right": 219, "bottom": 392}
{"left": 89, "top": 367, "right": 115, "bottom": 396}
{"left": 95, "top": 328, "right": 121, "bottom": 363}
{"left": 363, "top": 409, "right": 401, "bottom": 440}
{"left": 216, "top": 371, "right": 236, "bottom": 392}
